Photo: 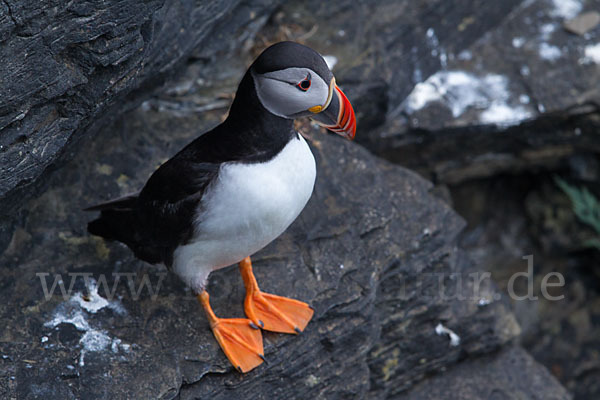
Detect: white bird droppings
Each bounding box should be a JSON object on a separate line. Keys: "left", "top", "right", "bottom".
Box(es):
{"left": 478, "top": 298, "right": 492, "bottom": 306}
{"left": 78, "top": 330, "right": 112, "bottom": 366}
{"left": 45, "top": 307, "right": 91, "bottom": 331}
{"left": 72, "top": 279, "right": 125, "bottom": 315}
{"left": 435, "top": 323, "right": 461, "bottom": 347}
{"left": 44, "top": 279, "right": 129, "bottom": 367}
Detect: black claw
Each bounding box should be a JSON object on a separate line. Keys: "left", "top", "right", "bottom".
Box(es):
{"left": 249, "top": 322, "right": 259, "bottom": 330}
{"left": 294, "top": 327, "right": 302, "bottom": 334}
{"left": 237, "top": 366, "right": 243, "bottom": 373}
{"left": 259, "top": 354, "right": 267, "bottom": 363}
{"left": 308, "top": 305, "right": 315, "bottom": 311}
{"left": 259, "top": 320, "right": 265, "bottom": 328}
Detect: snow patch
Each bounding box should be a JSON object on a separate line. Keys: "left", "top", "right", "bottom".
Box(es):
{"left": 426, "top": 28, "right": 448, "bottom": 68}
{"left": 480, "top": 103, "right": 532, "bottom": 126}
{"left": 550, "top": 0, "right": 582, "bottom": 20}
{"left": 512, "top": 37, "right": 525, "bottom": 48}
{"left": 435, "top": 323, "right": 461, "bottom": 347}
{"left": 403, "top": 71, "right": 533, "bottom": 126}
{"left": 581, "top": 43, "right": 600, "bottom": 64}
{"left": 519, "top": 94, "right": 531, "bottom": 104}
{"left": 413, "top": 67, "right": 423, "bottom": 84}
{"left": 323, "top": 55, "right": 338, "bottom": 70}
{"left": 539, "top": 43, "right": 562, "bottom": 61}
{"left": 540, "top": 23, "right": 556, "bottom": 40}
{"left": 457, "top": 50, "right": 472, "bottom": 61}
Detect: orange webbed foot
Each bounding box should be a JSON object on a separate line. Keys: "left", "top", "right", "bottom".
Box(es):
{"left": 245, "top": 290, "right": 314, "bottom": 334}
{"left": 210, "top": 317, "right": 265, "bottom": 373}
{"left": 198, "top": 291, "right": 264, "bottom": 373}
{"left": 239, "top": 256, "right": 314, "bottom": 334}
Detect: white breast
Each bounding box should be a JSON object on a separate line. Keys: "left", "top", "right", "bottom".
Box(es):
{"left": 173, "top": 134, "right": 316, "bottom": 292}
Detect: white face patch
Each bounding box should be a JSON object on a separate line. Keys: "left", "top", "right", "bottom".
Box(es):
{"left": 252, "top": 67, "right": 329, "bottom": 118}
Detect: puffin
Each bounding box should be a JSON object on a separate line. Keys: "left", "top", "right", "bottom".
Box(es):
{"left": 86, "top": 41, "right": 356, "bottom": 373}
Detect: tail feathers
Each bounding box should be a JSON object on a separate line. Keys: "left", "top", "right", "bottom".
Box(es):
{"left": 88, "top": 209, "right": 138, "bottom": 243}
{"left": 87, "top": 208, "right": 164, "bottom": 265}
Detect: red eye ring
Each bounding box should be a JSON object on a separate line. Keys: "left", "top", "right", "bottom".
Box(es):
{"left": 296, "top": 73, "right": 311, "bottom": 91}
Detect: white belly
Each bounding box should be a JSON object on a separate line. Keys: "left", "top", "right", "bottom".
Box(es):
{"left": 173, "top": 134, "right": 316, "bottom": 291}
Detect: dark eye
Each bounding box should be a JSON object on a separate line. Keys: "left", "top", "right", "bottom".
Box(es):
{"left": 296, "top": 73, "right": 311, "bottom": 91}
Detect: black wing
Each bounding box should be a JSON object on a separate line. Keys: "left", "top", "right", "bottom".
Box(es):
{"left": 87, "top": 108, "right": 295, "bottom": 266}
{"left": 87, "top": 129, "right": 222, "bottom": 266}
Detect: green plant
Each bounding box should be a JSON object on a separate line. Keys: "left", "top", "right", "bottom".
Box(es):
{"left": 554, "top": 176, "right": 600, "bottom": 250}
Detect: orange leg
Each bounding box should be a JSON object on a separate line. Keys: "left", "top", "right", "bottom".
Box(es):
{"left": 239, "top": 256, "right": 314, "bottom": 334}
{"left": 197, "top": 290, "right": 265, "bottom": 373}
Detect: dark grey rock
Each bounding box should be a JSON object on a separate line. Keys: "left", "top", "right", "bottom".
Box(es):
{"left": 564, "top": 11, "right": 600, "bottom": 36}
{"left": 376, "top": 110, "right": 600, "bottom": 184}
{"left": 0, "top": 0, "right": 279, "bottom": 230}
{"left": 0, "top": 1, "right": 577, "bottom": 398}
{"left": 262, "top": 0, "right": 523, "bottom": 134}
{"left": 0, "top": 98, "right": 520, "bottom": 398}
{"left": 452, "top": 172, "right": 600, "bottom": 400}
{"left": 398, "top": 346, "right": 572, "bottom": 400}
{"left": 270, "top": 0, "right": 600, "bottom": 184}
{"left": 369, "top": 0, "right": 600, "bottom": 183}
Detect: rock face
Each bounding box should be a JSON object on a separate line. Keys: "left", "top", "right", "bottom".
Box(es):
{"left": 0, "top": 0, "right": 578, "bottom": 398}
{"left": 373, "top": 0, "right": 600, "bottom": 184}
{"left": 8, "top": 0, "right": 589, "bottom": 220}
{"left": 0, "top": 0, "right": 277, "bottom": 231}
{"left": 0, "top": 98, "right": 564, "bottom": 398}
{"left": 398, "top": 346, "right": 571, "bottom": 400}
{"left": 274, "top": 0, "right": 600, "bottom": 184}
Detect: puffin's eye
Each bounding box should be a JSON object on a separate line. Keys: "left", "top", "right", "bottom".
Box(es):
{"left": 296, "top": 73, "right": 311, "bottom": 91}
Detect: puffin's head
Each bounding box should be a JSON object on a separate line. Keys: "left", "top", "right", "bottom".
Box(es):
{"left": 250, "top": 41, "right": 356, "bottom": 140}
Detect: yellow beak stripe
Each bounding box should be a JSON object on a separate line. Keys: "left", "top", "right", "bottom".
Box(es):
{"left": 308, "top": 77, "right": 336, "bottom": 114}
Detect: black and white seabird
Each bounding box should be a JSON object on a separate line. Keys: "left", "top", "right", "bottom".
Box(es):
{"left": 86, "top": 41, "right": 356, "bottom": 373}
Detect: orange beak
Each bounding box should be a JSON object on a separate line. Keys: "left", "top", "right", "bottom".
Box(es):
{"left": 311, "top": 82, "right": 356, "bottom": 140}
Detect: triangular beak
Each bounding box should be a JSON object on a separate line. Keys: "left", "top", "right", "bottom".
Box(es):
{"left": 310, "top": 82, "right": 356, "bottom": 140}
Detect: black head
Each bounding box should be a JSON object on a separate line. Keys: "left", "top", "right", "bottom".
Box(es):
{"left": 252, "top": 41, "right": 334, "bottom": 85}
{"left": 231, "top": 41, "right": 356, "bottom": 139}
